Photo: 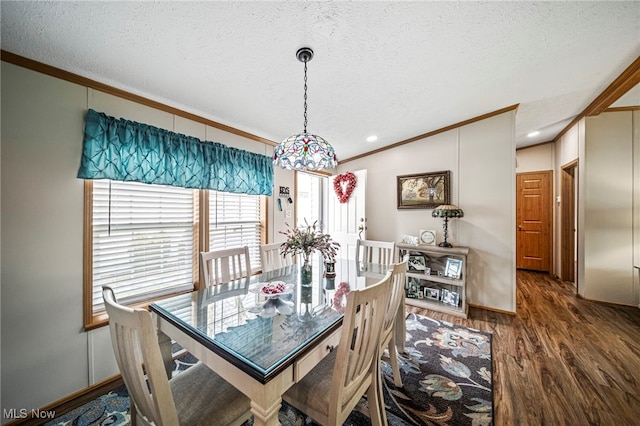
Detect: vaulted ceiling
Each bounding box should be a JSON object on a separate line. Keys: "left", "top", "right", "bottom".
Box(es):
{"left": 2, "top": 1, "right": 639, "bottom": 161}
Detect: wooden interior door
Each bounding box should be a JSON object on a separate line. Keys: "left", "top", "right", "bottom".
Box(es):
{"left": 516, "top": 171, "right": 552, "bottom": 272}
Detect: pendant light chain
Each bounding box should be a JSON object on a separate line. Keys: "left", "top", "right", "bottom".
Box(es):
{"left": 303, "top": 59, "right": 308, "bottom": 133}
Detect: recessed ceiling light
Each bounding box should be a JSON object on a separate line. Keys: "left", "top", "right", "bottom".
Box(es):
{"left": 527, "top": 131, "right": 540, "bottom": 138}
{"left": 366, "top": 135, "right": 378, "bottom": 142}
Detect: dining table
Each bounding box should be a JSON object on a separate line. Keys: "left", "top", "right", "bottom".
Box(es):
{"left": 149, "top": 257, "right": 405, "bottom": 426}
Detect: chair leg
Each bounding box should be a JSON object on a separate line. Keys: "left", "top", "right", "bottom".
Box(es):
{"left": 388, "top": 336, "right": 403, "bottom": 388}
{"left": 130, "top": 400, "right": 137, "bottom": 426}
{"left": 370, "top": 359, "right": 388, "bottom": 426}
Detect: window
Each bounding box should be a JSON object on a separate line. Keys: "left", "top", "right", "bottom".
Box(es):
{"left": 208, "top": 191, "right": 262, "bottom": 272}
{"left": 84, "top": 180, "right": 264, "bottom": 329}
{"left": 297, "top": 172, "right": 327, "bottom": 230}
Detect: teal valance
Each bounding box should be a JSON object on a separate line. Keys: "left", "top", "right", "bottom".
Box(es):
{"left": 77, "top": 109, "right": 273, "bottom": 196}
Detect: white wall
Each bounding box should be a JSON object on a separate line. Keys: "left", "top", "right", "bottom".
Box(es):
{"left": 337, "top": 110, "right": 517, "bottom": 313}
{"left": 0, "top": 61, "right": 293, "bottom": 421}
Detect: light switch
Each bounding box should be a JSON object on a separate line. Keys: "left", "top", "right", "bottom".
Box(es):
{"left": 285, "top": 210, "right": 292, "bottom": 218}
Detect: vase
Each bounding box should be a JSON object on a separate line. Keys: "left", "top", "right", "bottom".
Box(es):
{"left": 300, "top": 259, "right": 313, "bottom": 286}
{"left": 324, "top": 261, "right": 336, "bottom": 278}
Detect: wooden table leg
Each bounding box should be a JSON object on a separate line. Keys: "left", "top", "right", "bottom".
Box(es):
{"left": 249, "top": 396, "right": 282, "bottom": 426}
{"left": 156, "top": 329, "right": 174, "bottom": 380}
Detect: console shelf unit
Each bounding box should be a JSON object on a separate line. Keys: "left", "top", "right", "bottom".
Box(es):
{"left": 396, "top": 243, "right": 469, "bottom": 318}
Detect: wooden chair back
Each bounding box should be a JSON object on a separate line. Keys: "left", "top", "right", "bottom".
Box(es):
{"left": 200, "top": 246, "right": 252, "bottom": 287}
{"left": 380, "top": 255, "right": 409, "bottom": 388}
{"left": 329, "top": 270, "right": 392, "bottom": 424}
{"left": 102, "top": 286, "right": 179, "bottom": 425}
{"left": 356, "top": 239, "right": 396, "bottom": 265}
{"left": 382, "top": 256, "right": 408, "bottom": 344}
{"left": 260, "top": 242, "right": 294, "bottom": 272}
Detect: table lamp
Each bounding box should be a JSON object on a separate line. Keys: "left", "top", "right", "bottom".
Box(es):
{"left": 432, "top": 204, "right": 464, "bottom": 248}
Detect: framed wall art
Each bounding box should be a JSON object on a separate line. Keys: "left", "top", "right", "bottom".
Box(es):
{"left": 397, "top": 171, "right": 450, "bottom": 209}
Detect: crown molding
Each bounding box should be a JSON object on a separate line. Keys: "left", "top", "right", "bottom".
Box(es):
{"left": 584, "top": 55, "right": 640, "bottom": 117}
{"left": 554, "top": 55, "right": 640, "bottom": 143}
{"left": 1, "top": 50, "right": 278, "bottom": 147}
{"left": 340, "top": 104, "right": 519, "bottom": 164}
{"left": 516, "top": 140, "right": 555, "bottom": 151}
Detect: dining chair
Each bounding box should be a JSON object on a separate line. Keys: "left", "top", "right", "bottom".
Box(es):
{"left": 380, "top": 255, "right": 409, "bottom": 389}
{"left": 282, "top": 270, "right": 393, "bottom": 426}
{"left": 102, "top": 286, "right": 252, "bottom": 426}
{"left": 356, "top": 239, "right": 396, "bottom": 265}
{"left": 200, "top": 246, "right": 252, "bottom": 287}
{"left": 260, "top": 242, "right": 294, "bottom": 272}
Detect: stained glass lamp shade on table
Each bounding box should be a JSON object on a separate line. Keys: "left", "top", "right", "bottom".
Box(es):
{"left": 432, "top": 204, "right": 464, "bottom": 248}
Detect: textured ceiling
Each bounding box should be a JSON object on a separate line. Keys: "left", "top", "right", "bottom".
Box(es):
{"left": 2, "top": 1, "right": 639, "bottom": 161}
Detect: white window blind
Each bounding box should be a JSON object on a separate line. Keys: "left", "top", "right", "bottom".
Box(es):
{"left": 92, "top": 180, "right": 197, "bottom": 312}
{"left": 209, "top": 191, "right": 261, "bottom": 271}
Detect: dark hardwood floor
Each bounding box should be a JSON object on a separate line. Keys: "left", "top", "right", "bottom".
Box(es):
{"left": 406, "top": 270, "right": 640, "bottom": 426}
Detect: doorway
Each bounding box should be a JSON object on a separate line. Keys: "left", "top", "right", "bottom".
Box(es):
{"left": 326, "top": 170, "right": 367, "bottom": 260}
{"left": 516, "top": 171, "right": 553, "bottom": 272}
{"left": 560, "top": 160, "right": 578, "bottom": 287}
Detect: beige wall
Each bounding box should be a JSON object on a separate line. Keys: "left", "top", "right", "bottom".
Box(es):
{"left": 0, "top": 61, "right": 293, "bottom": 420}
{"left": 337, "top": 110, "right": 517, "bottom": 313}
{"left": 516, "top": 142, "right": 555, "bottom": 173}
{"left": 582, "top": 111, "right": 636, "bottom": 304}
{"left": 553, "top": 111, "right": 639, "bottom": 307}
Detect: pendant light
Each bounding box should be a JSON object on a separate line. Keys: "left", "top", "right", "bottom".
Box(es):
{"left": 273, "top": 47, "right": 338, "bottom": 171}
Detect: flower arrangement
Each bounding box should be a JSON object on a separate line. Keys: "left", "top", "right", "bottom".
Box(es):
{"left": 280, "top": 220, "right": 340, "bottom": 263}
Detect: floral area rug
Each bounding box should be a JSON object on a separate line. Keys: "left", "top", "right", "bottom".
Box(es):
{"left": 46, "top": 313, "right": 492, "bottom": 426}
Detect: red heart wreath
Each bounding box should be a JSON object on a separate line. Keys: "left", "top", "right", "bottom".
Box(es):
{"left": 334, "top": 171, "right": 357, "bottom": 204}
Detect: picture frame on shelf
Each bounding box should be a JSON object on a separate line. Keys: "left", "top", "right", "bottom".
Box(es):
{"left": 406, "top": 278, "right": 421, "bottom": 298}
{"left": 444, "top": 258, "right": 463, "bottom": 279}
{"left": 424, "top": 287, "right": 440, "bottom": 301}
{"left": 419, "top": 229, "right": 437, "bottom": 246}
{"left": 442, "top": 289, "right": 460, "bottom": 306}
{"left": 401, "top": 234, "right": 419, "bottom": 245}
{"left": 408, "top": 254, "right": 428, "bottom": 272}
{"left": 397, "top": 171, "right": 451, "bottom": 209}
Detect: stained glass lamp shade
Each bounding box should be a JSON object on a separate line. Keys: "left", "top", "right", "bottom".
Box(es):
{"left": 432, "top": 204, "right": 464, "bottom": 248}
{"left": 273, "top": 133, "right": 337, "bottom": 171}
{"left": 273, "top": 47, "right": 338, "bottom": 172}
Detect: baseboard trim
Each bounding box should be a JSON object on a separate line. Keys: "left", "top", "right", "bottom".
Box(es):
{"left": 468, "top": 303, "right": 516, "bottom": 316}
{"left": 2, "top": 375, "right": 124, "bottom": 426}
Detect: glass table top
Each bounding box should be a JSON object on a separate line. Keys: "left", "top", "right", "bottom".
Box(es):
{"left": 149, "top": 258, "right": 388, "bottom": 383}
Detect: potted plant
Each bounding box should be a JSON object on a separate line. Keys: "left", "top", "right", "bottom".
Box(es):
{"left": 280, "top": 220, "right": 340, "bottom": 285}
